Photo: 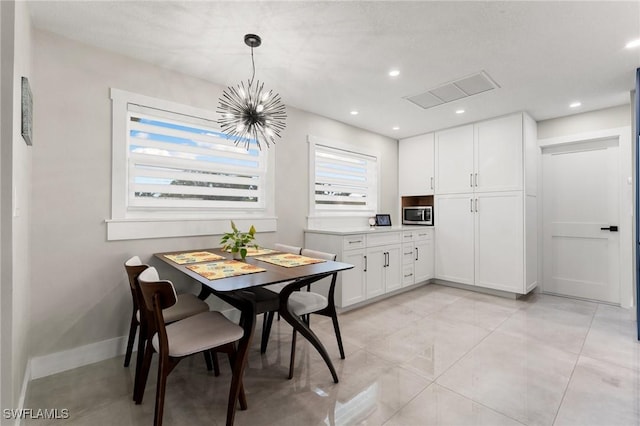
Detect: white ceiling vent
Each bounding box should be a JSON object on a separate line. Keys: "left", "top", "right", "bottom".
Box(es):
{"left": 405, "top": 71, "right": 500, "bottom": 109}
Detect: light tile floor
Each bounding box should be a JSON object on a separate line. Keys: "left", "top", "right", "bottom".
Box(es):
{"left": 24, "top": 284, "right": 640, "bottom": 425}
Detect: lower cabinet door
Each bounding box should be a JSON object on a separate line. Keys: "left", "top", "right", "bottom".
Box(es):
{"left": 435, "top": 193, "right": 475, "bottom": 285}
{"left": 340, "top": 250, "right": 366, "bottom": 307}
{"left": 475, "top": 191, "right": 524, "bottom": 292}
{"left": 414, "top": 239, "right": 434, "bottom": 283}
{"left": 384, "top": 245, "right": 402, "bottom": 293}
{"left": 365, "top": 246, "right": 386, "bottom": 299}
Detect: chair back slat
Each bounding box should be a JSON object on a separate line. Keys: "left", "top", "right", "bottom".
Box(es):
{"left": 274, "top": 243, "right": 302, "bottom": 255}
{"left": 301, "top": 248, "right": 338, "bottom": 294}
{"left": 300, "top": 249, "right": 337, "bottom": 261}
{"left": 124, "top": 256, "right": 149, "bottom": 311}
{"left": 137, "top": 267, "right": 178, "bottom": 312}
{"left": 137, "top": 267, "right": 178, "bottom": 357}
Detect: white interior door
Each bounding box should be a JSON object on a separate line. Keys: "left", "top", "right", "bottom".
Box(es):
{"left": 542, "top": 138, "right": 620, "bottom": 303}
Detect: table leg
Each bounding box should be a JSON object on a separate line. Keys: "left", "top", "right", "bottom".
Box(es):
{"left": 216, "top": 292, "right": 256, "bottom": 426}
{"left": 278, "top": 278, "right": 339, "bottom": 383}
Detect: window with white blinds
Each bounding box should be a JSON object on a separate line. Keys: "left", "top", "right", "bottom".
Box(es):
{"left": 127, "top": 106, "right": 266, "bottom": 211}
{"left": 108, "top": 89, "right": 275, "bottom": 240}
{"left": 312, "top": 143, "right": 378, "bottom": 214}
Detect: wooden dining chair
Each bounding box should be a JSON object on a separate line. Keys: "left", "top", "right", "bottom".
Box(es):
{"left": 259, "top": 243, "right": 302, "bottom": 353}
{"left": 284, "top": 249, "right": 345, "bottom": 379}
{"left": 123, "top": 256, "right": 217, "bottom": 401}
{"left": 136, "top": 266, "right": 247, "bottom": 426}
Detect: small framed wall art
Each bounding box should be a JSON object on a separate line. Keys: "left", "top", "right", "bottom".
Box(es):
{"left": 21, "top": 76, "right": 33, "bottom": 146}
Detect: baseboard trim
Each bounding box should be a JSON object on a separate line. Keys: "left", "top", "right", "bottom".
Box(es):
{"left": 29, "top": 307, "right": 239, "bottom": 380}
{"left": 432, "top": 279, "right": 520, "bottom": 299}
{"left": 30, "top": 336, "right": 128, "bottom": 380}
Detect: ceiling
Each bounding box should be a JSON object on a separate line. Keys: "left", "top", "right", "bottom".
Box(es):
{"left": 27, "top": 1, "right": 640, "bottom": 139}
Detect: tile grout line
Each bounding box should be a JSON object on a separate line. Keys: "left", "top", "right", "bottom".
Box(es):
{"left": 549, "top": 301, "right": 599, "bottom": 426}
{"left": 422, "top": 301, "right": 530, "bottom": 424}
{"left": 436, "top": 382, "right": 527, "bottom": 426}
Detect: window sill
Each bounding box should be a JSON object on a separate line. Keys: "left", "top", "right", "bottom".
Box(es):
{"left": 106, "top": 217, "right": 277, "bottom": 241}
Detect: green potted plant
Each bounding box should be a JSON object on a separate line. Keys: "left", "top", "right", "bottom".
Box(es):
{"left": 220, "top": 221, "right": 259, "bottom": 260}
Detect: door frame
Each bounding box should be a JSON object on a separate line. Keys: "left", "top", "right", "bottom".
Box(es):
{"left": 538, "top": 126, "right": 633, "bottom": 309}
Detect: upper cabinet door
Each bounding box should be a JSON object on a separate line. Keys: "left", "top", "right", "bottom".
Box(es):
{"left": 474, "top": 114, "right": 523, "bottom": 192}
{"left": 399, "top": 133, "right": 434, "bottom": 195}
{"left": 435, "top": 125, "right": 474, "bottom": 194}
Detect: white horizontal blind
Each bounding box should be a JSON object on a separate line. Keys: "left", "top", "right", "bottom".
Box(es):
{"left": 127, "top": 105, "right": 267, "bottom": 212}
{"left": 314, "top": 144, "right": 378, "bottom": 212}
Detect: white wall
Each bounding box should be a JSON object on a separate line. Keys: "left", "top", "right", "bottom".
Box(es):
{"left": 0, "top": 0, "right": 32, "bottom": 412}
{"left": 29, "top": 29, "right": 398, "bottom": 363}
{"left": 537, "top": 104, "right": 630, "bottom": 140}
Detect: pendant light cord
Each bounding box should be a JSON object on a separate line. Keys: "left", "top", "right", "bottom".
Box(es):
{"left": 249, "top": 47, "right": 256, "bottom": 86}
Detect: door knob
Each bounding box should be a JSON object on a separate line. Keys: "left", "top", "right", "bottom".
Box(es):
{"left": 600, "top": 226, "right": 618, "bottom": 232}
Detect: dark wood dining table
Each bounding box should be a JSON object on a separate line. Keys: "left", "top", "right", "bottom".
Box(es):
{"left": 153, "top": 247, "right": 353, "bottom": 426}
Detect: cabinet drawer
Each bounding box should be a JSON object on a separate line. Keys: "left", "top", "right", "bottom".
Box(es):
{"left": 342, "top": 235, "right": 365, "bottom": 251}
{"left": 402, "top": 231, "right": 414, "bottom": 242}
{"left": 402, "top": 244, "right": 415, "bottom": 264}
{"left": 402, "top": 264, "right": 415, "bottom": 286}
{"left": 413, "top": 229, "right": 433, "bottom": 241}
{"left": 367, "top": 231, "right": 401, "bottom": 247}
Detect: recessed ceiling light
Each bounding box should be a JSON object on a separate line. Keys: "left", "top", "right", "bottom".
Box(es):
{"left": 389, "top": 70, "right": 400, "bottom": 77}
{"left": 350, "top": 110, "right": 359, "bottom": 115}
{"left": 625, "top": 39, "right": 640, "bottom": 49}
{"left": 569, "top": 102, "right": 582, "bottom": 108}
{"left": 392, "top": 126, "right": 400, "bottom": 130}
{"left": 456, "top": 109, "right": 465, "bottom": 114}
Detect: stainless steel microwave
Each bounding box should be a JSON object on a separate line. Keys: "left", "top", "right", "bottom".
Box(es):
{"left": 402, "top": 206, "right": 433, "bottom": 226}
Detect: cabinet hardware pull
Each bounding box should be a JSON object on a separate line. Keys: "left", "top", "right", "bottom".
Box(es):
{"left": 470, "top": 198, "right": 473, "bottom": 212}
{"left": 475, "top": 198, "right": 478, "bottom": 212}
{"left": 430, "top": 176, "right": 434, "bottom": 190}
{"left": 404, "top": 273, "right": 413, "bottom": 278}
{"left": 600, "top": 225, "right": 618, "bottom": 232}
{"left": 475, "top": 173, "right": 478, "bottom": 187}
{"left": 415, "top": 247, "right": 419, "bottom": 261}
{"left": 470, "top": 173, "right": 473, "bottom": 187}
{"left": 364, "top": 255, "right": 367, "bottom": 272}
{"left": 349, "top": 240, "right": 362, "bottom": 244}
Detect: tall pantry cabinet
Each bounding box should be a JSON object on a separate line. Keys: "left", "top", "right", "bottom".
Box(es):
{"left": 434, "top": 113, "right": 538, "bottom": 294}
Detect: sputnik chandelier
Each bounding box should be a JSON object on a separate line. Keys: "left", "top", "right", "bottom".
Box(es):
{"left": 217, "top": 34, "right": 287, "bottom": 150}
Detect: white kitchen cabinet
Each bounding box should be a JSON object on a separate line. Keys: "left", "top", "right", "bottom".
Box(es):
{"left": 435, "top": 113, "right": 526, "bottom": 195}
{"left": 399, "top": 133, "right": 435, "bottom": 195}
{"left": 366, "top": 244, "right": 401, "bottom": 297}
{"left": 435, "top": 125, "right": 474, "bottom": 194}
{"left": 305, "top": 229, "right": 410, "bottom": 308}
{"left": 413, "top": 229, "right": 434, "bottom": 283}
{"left": 475, "top": 191, "right": 523, "bottom": 292}
{"left": 436, "top": 191, "right": 529, "bottom": 293}
{"left": 435, "top": 194, "right": 475, "bottom": 285}
{"left": 403, "top": 228, "right": 434, "bottom": 285}
{"left": 475, "top": 114, "right": 523, "bottom": 192}
{"left": 340, "top": 249, "right": 367, "bottom": 306}
{"left": 402, "top": 242, "right": 415, "bottom": 286}
{"left": 432, "top": 112, "right": 538, "bottom": 295}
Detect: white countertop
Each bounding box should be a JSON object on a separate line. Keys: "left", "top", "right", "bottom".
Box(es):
{"left": 304, "top": 226, "right": 434, "bottom": 236}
